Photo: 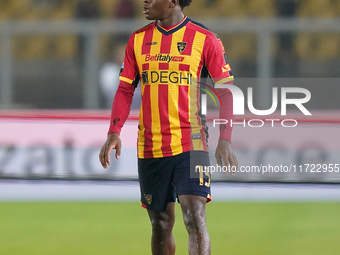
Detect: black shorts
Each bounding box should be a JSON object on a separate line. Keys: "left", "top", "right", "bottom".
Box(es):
{"left": 138, "top": 151, "right": 211, "bottom": 212}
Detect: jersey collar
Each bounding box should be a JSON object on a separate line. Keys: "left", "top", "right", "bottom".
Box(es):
{"left": 155, "top": 16, "right": 190, "bottom": 36}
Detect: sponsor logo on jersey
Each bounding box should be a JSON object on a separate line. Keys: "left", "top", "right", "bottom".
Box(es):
{"left": 177, "top": 42, "right": 187, "bottom": 54}
{"left": 141, "top": 71, "right": 192, "bottom": 85}
{"left": 145, "top": 54, "right": 185, "bottom": 63}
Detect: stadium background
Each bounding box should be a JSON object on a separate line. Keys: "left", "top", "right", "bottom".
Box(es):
{"left": 1, "top": 0, "right": 340, "bottom": 254}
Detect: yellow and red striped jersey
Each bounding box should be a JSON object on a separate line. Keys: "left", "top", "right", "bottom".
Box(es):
{"left": 119, "top": 16, "right": 234, "bottom": 159}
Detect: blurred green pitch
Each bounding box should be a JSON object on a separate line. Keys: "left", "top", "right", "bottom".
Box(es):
{"left": 0, "top": 202, "right": 340, "bottom": 255}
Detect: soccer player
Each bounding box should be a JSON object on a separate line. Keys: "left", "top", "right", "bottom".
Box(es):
{"left": 99, "top": 0, "right": 238, "bottom": 254}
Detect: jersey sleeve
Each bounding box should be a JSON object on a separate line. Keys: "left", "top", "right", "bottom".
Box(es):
{"left": 107, "top": 33, "right": 140, "bottom": 135}
{"left": 119, "top": 33, "right": 140, "bottom": 87}
{"left": 203, "top": 35, "right": 234, "bottom": 85}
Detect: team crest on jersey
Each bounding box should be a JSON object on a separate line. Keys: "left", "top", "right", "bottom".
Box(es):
{"left": 177, "top": 42, "right": 187, "bottom": 54}
{"left": 144, "top": 194, "right": 152, "bottom": 205}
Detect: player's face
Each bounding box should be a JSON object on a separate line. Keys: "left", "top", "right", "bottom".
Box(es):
{"left": 143, "top": 0, "right": 172, "bottom": 20}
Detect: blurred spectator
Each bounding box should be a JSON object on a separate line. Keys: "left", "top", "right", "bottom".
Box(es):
{"left": 108, "top": 0, "right": 137, "bottom": 57}
{"left": 277, "top": 0, "right": 297, "bottom": 17}
{"left": 114, "top": 0, "right": 136, "bottom": 19}
{"left": 277, "top": 0, "right": 297, "bottom": 51}
{"left": 74, "top": 0, "right": 101, "bottom": 66}
{"left": 275, "top": 0, "right": 298, "bottom": 77}
{"left": 75, "top": 0, "right": 100, "bottom": 20}
{"left": 99, "top": 43, "right": 141, "bottom": 109}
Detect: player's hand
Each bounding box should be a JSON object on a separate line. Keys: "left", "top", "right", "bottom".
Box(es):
{"left": 215, "top": 139, "right": 238, "bottom": 176}
{"left": 99, "top": 132, "right": 122, "bottom": 169}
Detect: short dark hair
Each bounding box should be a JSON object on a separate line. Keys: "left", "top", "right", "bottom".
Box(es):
{"left": 179, "top": 0, "right": 192, "bottom": 9}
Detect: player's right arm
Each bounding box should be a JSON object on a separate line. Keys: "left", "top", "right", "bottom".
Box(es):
{"left": 203, "top": 34, "right": 238, "bottom": 175}
{"left": 99, "top": 33, "right": 139, "bottom": 169}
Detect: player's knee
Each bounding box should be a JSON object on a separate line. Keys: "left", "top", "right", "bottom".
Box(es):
{"left": 150, "top": 214, "right": 175, "bottom": 233}
{"left": 182, "top": 208, "right": 206, "bottom": 234}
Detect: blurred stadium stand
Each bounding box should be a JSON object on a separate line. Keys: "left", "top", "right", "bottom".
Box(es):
{"left": 0, "top": 0, "right": 338, "bottom": 60}
{"left": 0, "top": 0, "right": 339, "bottom": 109}
{"left": 297, "top": 0, "right": 338, "bottom": 17}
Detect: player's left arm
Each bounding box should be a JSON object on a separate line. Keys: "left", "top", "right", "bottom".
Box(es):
{"left": 203, "top": 35, "right": 238, "bottom": 175}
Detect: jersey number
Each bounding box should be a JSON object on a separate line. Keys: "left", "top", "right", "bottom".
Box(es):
{"left": 196, "top": 165, "right": 211, "bottom": 188}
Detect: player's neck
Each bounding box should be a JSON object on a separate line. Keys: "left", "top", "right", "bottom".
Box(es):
{"left": 158, "top": 11, "right": 185, "bottom": 27}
